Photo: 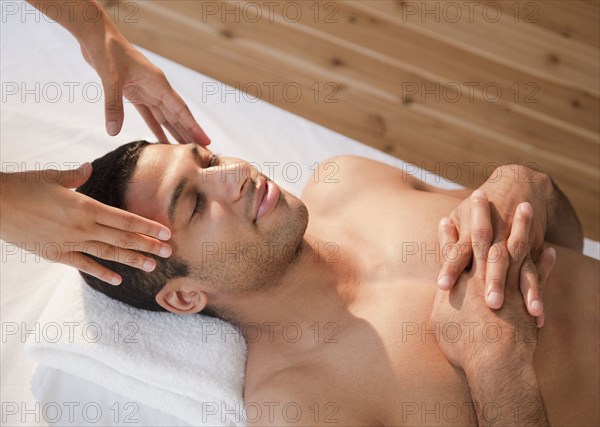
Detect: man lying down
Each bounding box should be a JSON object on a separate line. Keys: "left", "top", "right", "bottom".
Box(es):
{"left": 77, "top": 140, "right": 599, "bottom": 426}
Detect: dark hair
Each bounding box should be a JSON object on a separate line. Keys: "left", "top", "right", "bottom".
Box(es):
{"left": 76, "top": 140, "right": 189, "bottom": 312}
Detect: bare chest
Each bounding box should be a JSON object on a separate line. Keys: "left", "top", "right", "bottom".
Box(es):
{"left": 246, "top": 190, "right": 477, "bottom": 425}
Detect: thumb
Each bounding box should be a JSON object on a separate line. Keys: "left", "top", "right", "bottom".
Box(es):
{"left": 103, "top": 79, "right": 124, "bottom": 136}
{"left": 55, "top": 163, "right": 92, "bottom": 188}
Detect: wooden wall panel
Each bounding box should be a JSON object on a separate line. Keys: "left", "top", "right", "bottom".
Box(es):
{"left": 103, "top": 0, "right": 600, "bottom": 239}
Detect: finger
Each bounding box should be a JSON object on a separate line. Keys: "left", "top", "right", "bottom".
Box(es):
{"left": 507, "top": 202, "right": 533, "bottom": 266}
{"left": 484, "top": 241, "right": 510, "bottom": 309}
{"left": 62, "top": 251, "right": 122, "bottom": 286}
{"left": 470, "top": 189, "right": 492, "bottom": 276}
{"left": 157, "top": 90, "right": 211, "bottom": 145}
{"left": 92, "top": 201, "right": 171, "bottom": 242}
{"left": 520, "top": 252, "right": 542, "bottom": 317}
{"left": 532, "top": 246, "right": 556, "bottom": 328}
{"left": 80, "top": 241, "right": 157, "bottom": 273}
{"left": 158, "top": 102, "right": 196, "bottom": 144}
{"left": 504, "top": 201, "right": 533, "bottom": 309}
{"left": 54, "top": 163, "right": 92, "bottom": 188}
{"left": 103, "top": 79, "right": 124, "bottom": 136}
{"left": 96, "top": 224, "right": 172, "bottom": 258}
{"left": 536, "top": 313, "right": 545, "bottom": 329}
{"left": 133, "top": 104, "right": 169, "bottom": 143}
{"left": 150, "top": 106, "right": 186, "bottom": 145}
{"left": 437, "top": 217, "right": 468, "bottom": 290}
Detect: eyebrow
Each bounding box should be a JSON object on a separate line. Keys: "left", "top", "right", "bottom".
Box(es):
{"left": 191, "top": 143, "right": 201, "bottom": 162}
{"left": 167, "top": 144, "right": 207, "bottom": 225}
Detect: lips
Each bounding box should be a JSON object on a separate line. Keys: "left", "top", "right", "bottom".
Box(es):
{"left": 254, "top": 176, "right": 280, "bottom": 222}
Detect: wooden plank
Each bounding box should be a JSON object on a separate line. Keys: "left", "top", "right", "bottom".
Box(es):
{"left": 480, "top": 0, "right": 600, "bottom": 49}
{"left": 358, "top": 1, "right": 600, "bottom": 95}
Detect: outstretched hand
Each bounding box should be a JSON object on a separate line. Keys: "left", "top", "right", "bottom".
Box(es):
{"left": 0, "top": 165, "right": 172, "bottom": 285}
{"left": 80, "top": 33, "right": 210, "bottom": 145}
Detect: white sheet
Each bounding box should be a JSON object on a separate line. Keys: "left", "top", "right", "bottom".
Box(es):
{"left": 2, "top": 5, "right": 599, "bottom": 427}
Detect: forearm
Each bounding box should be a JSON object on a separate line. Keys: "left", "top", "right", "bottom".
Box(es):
{"left": 465, "top": 359, "right": 548, "bottom": 426}
{"left": 25, "top": 0, "right": 122, "bottom": 48}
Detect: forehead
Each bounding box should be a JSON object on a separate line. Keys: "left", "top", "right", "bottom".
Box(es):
{"left": 124, "top": 144, "right": 193, "bottom": 225}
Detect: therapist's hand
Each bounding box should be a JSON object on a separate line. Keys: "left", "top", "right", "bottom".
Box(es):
{"left": 25, "top": 0, "right": 209, "bottom": 144}
{"left": 80, "top": 29, "right": 210, "bottom": 146}
{"left": 0, "top": 165, "right": 172, "bottom": 285}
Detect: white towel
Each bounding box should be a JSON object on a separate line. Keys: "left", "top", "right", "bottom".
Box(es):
{"left": 24, "top": 267, "right": 248, "bottom": 426}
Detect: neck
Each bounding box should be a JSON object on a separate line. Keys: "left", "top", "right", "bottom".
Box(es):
{"left": 207, "top": 234, "right": 361, "bottom": 349}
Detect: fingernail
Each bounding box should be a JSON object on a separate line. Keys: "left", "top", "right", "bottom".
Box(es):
{"left": 107, "top": 121, "right": 119, "bottom": 136}
{"left": 471, "top": 189, "right": 485, "bottom": 200}
{"left": 159, "top": 245, "right": 172, "bottom": 257}
{"left": 438, "top": 275, "right": 452, "bottom": 290}
{"left": 531, "top": 299, "right": 543, "bottom": 315}
{"left": 111, "top": 276, "right": 122, "bottom": 286}
{"left": 440, "top": 217, "right": 452, "bottom": 226}
{"left": 142, "top": 259, "right": 156, "bottom": 272}
{"left": 519, "top": 202, "right": 532, "bottom": 215}
{"left": 192, "top": 126, "right": 211, "bottom": 145}
{"left": 487, "top": 291, "right": 502, "bottom": 309}
{"left": 158, "top": 229, "right": 171, "bottom": 240}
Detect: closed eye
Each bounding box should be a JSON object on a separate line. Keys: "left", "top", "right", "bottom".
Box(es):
{"left": 191, "top": 193, "right": 205, "bottom": 219}
{"left": 191, "top": 154, "right": 220, "bottom": 220}
{"left": 206, "top": 153, "right": 220, "bottom": 168}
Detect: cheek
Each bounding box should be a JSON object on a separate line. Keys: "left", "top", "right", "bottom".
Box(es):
{"left": 183, "top": 214, "right": 260, "bottom": 260}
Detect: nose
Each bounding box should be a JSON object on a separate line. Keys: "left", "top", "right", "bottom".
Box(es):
{"left": 201, "top": 159, "right": 259, "bottom": 203}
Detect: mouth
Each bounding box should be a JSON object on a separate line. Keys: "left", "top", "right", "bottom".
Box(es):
{"left": 254, "top": 176, "right": 280, "bottom": 222}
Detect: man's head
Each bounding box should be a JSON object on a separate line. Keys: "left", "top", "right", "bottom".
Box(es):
{"left": 77, "top": 141, "right": 309, "bottom": 316}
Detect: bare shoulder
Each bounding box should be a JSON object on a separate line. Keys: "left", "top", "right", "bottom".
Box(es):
{"left": 306, "top": 155, "right": 418, "bottom": 190}
{"left": 244, "top": 365, "right": 373, "bottom": 426}
{"left": 300, "top": 155, "right": 420, "bottom": 215}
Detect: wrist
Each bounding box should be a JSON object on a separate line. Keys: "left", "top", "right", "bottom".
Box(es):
{"left": 465, "top": 358, "right": 547, "bottom": 426}
{"left": 78, "top": 16, "right": 125, "bottom": 54}
{"left": 463, "top": 339, "right": 535, "bottom": 378}
{"left": 465, "top": 349, "right": 536, "bottom": 383}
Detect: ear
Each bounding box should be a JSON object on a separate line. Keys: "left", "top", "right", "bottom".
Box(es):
{"left": 155, "top": 277, "right": 208, "bottom": 315}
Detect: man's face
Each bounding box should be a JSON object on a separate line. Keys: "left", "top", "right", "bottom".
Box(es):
{"left": 125, "top": 143, "right": 309, "bottom": 293}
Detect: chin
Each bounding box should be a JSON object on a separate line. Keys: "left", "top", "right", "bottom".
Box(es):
{"left": 277, "top": 188, "right": 309, "bottom": 232}
{"left": 260, "top": 190, "right": 309, "bottom": 264}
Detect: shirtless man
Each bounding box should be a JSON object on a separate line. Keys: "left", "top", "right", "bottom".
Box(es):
{"left": 73, "top": 140, "right": 599, "bottom": 426}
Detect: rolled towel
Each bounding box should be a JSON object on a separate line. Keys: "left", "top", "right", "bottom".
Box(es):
{"left": 24, "top": 267, "right": 247, "bottom": 426}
